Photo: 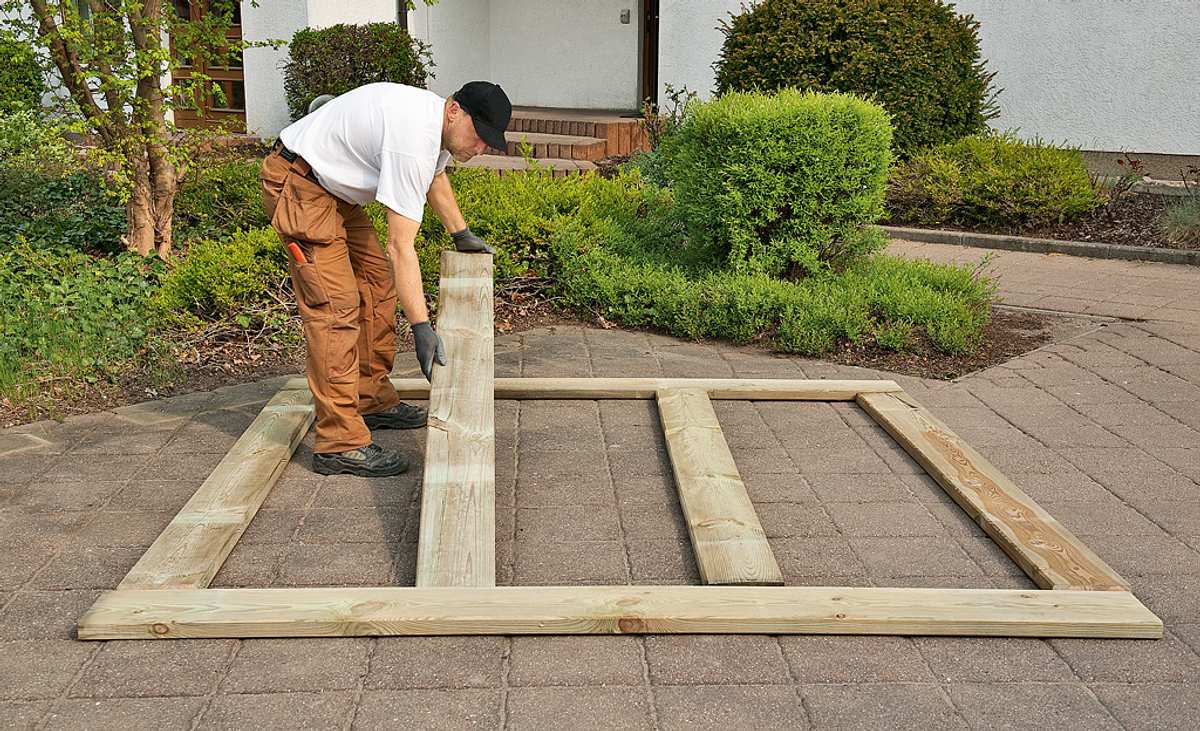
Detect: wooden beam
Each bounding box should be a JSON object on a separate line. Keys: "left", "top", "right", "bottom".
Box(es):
{"left": 416, "top": 252, "right": 496, "bottom": 587}
{"left": 118, "top": 386, "right": 313, "bottom": 589}
{"left": 656, "top": 388, "right": 782, "bottom": 585}
{"left": 857, "top": 391, "right": 1129, "bottom": 591}
{"left": 77, "top": 586, "right": 1162, "bottom": 640}
{"left": 281, "top": 377, "right": 903, "bottom": 400}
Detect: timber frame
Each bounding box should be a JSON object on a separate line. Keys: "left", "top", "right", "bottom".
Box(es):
{"left": 78, "top": 253, "right": 1162, "bottom": 640}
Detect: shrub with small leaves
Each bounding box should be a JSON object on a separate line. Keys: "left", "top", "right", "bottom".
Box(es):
{"left": 663, "top": 89, "right": 892, "bottom": 277}
{"left": 283, "top": 23, "right": 433, "bottom": 120}
{"left": 887, "top": 134, "right": 1102, "bottom": 229}
{"left": 0, "top": 168, "right": 127, "bottom": 254}
{"left": 0, "top": 30, "right": 44, "bottom": 113}
{"left": 714, "top": 0, "right": 996, "bottom": 156}
{"left": 174, "top": 159, "right": 268, "bottom": 243}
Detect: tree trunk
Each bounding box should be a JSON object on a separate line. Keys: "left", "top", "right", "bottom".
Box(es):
{"left": 125, "top": 151, "right": 155, "bottom": 257}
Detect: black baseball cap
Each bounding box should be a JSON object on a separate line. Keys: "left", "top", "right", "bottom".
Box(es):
{"left": 454, "top": 81, "right": 512, "bottom": 151}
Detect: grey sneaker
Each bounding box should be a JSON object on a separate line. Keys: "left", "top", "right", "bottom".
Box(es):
{"left": 312, "top": 443, "right": 410, "bottom": 477}
{"left": 362, "top": 402, "right": 427, "bottom": 430}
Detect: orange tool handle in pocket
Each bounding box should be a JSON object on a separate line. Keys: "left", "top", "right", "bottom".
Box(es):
{"left": 286, "top": 241, "right": 308, "bottom": 265}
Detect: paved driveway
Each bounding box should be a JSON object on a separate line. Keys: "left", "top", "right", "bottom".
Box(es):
{"left": 2, "top": 242, "right": 1198, "bottom": 729}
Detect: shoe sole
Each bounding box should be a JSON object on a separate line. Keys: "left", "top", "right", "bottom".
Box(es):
{"left": 312, "top": 460, "right": 410, "bottom": 477}
{"left": 362, "top": 416, "right": 426, "bottom": 430}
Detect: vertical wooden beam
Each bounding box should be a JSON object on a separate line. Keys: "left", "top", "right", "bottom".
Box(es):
{"left": 857, "top": 391, "right": 1129, "bottom": 591}
{"left": 118, "top": 386, "right": 314, "bottom": 589}
{"left": 416, "top": 252, "right": 496, "bottom": 587}
{"left": 656, "top": 388, "right": 783, "bottom": 585}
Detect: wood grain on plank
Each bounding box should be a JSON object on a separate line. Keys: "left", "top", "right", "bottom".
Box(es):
{"left": 78, "top": 585, "right": 1161, "bottom": 640}
{"left": 118, "top": 386, "right": 314, "bottom": 589}
{"left": 656, "top": 388, "right": 782, "bottom": 585}
{"left": 416, "top": 252, "right": 496, "bottom": 587}
{"left": 857, "top": 391, "right": 1128, "bottom": 591}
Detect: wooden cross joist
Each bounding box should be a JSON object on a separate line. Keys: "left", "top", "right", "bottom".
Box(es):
{"left": 78, "top": 251, "right": 1160, "bottom": 641}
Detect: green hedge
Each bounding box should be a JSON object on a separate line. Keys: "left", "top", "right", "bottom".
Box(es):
{"left": 887, "top": 134, "right": 1102, "bottom": 228}
{"left": 0, "top": 30, "right": 44, "bottom": 114}
{"left": 283, "top": 23, "right": 433, "bottom": 120}
{"left": 663, "top": 90, "right": 892, "bottom": 277}
{"left": 714, "top": 0, "right": 996, "bottom": 156}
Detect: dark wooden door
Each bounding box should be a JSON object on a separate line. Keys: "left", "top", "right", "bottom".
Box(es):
{"left": 170, "top": 0, "right": 246, "bottom": 131}
{"left": 640, "top": 0, "right": 660, "bottom": 111}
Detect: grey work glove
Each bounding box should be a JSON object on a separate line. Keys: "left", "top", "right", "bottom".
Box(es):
{"left": 412, "top": 321, "right": 446, "bottom": 382}
{"left": 450, "top": 226, "right": 495, "bottom": 255}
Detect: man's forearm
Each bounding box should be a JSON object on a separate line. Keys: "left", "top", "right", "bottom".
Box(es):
{"left": 427, "top": 172, "right": 467, "bottom": 233}
{"left": 389, "top": 241, "right": 429, "bottom": 324}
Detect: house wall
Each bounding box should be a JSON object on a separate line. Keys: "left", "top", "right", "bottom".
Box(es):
{"left": 656, "top": 0, "right": 741, "bottom": 101}
{"left": 955, "top": 0, "right": 1200, "bottom": 155}
{"left": 409, "top": 0, "right": 490, "bottom": 99}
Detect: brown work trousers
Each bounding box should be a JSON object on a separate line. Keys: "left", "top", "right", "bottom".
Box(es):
{"left": 260, "top": 148, "right": 401, "bottom": 454}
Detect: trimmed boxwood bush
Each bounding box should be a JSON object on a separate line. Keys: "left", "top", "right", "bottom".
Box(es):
{"left": 0, "top": 30, "right": 44, "bottom": 113}
{"left": 283, "top": 23, "right": 433, "bottom": 120}
{"left": 887, "top": 134, "right": 1103, "bottom": 228}
{"left": 663, "top": 89, "right": 892, "bottom": 277}
{"left": 714, "top": 0, "right": 996, "bottom": 155}
{"left": 152, "top": 227, "right": 288, "bottom": 323}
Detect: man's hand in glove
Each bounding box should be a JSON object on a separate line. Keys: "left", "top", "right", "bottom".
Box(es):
{"left": 412, "top": 321, "right": 446, "bottom": 382}
{"left": 450, "top": 226, "right": 495, "bottom": 255}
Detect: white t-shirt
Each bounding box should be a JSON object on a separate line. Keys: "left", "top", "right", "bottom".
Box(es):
{"left": 279, "top": 82, "right": 452, "bottom": 223}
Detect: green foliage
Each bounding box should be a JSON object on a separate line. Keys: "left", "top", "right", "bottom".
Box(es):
{"left": 714, "top": 0, "right": 997, "bottom": 155}
{"left": 663, "top": 89, "right": 893, "bottom": 276}
{"left": 0, "top": 110, "right": 74, "bottom": 171}
{"left": 283, "top": 23, "right": 433, "bottom": 120}
{"left": 887, "top": 134, "right": 1103, "bottom": 228}
{"left": 1158, "top": 197, "right": 1200, "bottom": 249}
{"left": 0, "top": 168, "right": 127, "bottom": 254}
{"left": 0, "top": 241, "right": 162, "bottom": 397}
{"left": 174, "top": 159, "right": 268, "bottom": 243}
{"left": 0, "top": 29, "right": 44, "bottom": 113}
{"left": 152, "top": 227, "right": 289, "bottom": 324}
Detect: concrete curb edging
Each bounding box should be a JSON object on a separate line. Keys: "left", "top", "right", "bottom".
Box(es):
{"left": 881, "top": 225, "right": 1200, "bottom": 266}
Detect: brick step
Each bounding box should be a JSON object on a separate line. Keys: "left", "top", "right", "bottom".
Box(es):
{"left": 509, "top": 112, "right": 649, "bottom": 157}
{"left": 493, "top": 131, "right": 607, "bottom": 162}
{"left": 454, "top": 154, "right": 598, "bottom": 178}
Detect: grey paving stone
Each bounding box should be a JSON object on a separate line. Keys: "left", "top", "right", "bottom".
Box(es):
{"left": 353, "top": 689, "right": 501, "bottom": 730}
{"left": 274, "top": 543, "right": 394, "bottom": 586}
{"left": 742, "top": 473, "right": 819, "bottom": 503}
{"left": 851, "top": 537, "right": 984, "bottom": 579}
{"left": 509, "top": 636, "right": 644, "bottom": 687}
{"left": 802, "top": 683, "right": 966, "bottom": 731}
{"left": 516, "top": 504, "right": 621, "bottom": 542}
{"left": 1090, "top": 682, "right": 1200, "bottom": 731}
{"left": 73, "top": 511, "right": 176, "bottom": 548}
{"left": 223, "top": 638, "right": 369, "bottom": 693}
{"left": 0, "top": 590, "right": 100, "bottom": 641}
{"left": 307, "top": 475, "right": 414, "bottom": 508}
{"left": 507, "top": 686, "right": 653, "bottom": 731}
{"left": 68, "top": 428, "right": 175, "bottom": 455}
{"left": 786, "top": 446, "right": 891, "bottom": 475}
{"left": 43, "top": 697, "right": 201, "bottom": 731}
{"left": 1039, "top": 499, "right": 1164, "bottom": 536}
{"left": 6, "top": 481, "right": 124, "bottom": 512}
{"left": 515, "top": 472, "right": 615, "bottom": 507}
{"left": 1081, "top": 535, "right": 1200, "bottom": 576}
{"left": 612, "top": 472, "right": 680, "bottom": 505}
{"left": 1008, "top": 471, "right": 1119, "bottom": 503}
{"left": 916, "top": 637, "right": 1073, "bottom": 682}
{"left": 757, "top": 503, "right": 839, "bottom": 538}
{"left": 367, "top": 637, "right": 505, "bottom": 689}
{"left": 779, "top": 636, "right": 930, "bottom": 683}
{"left": 1050, "top": 633, "right": 1200, "bottom": 683}
{"left": 69, "top": 639, "right": 235, "bottom": 698}
{"left": 0, "top": 700, "right": 49, "bottom": 730}
{"left": 772, "top": 537, "right": 868, "bottom": 579}
{"left": 947, "top": 683, "right": 1121, "bottom": 730}
{"left": 293, "top": 508, "right": 404, "bottom": 545}
{"left": 133, "top": 452, "right": 226, "bottom": 482}
{"left": 107, "top": 480, "right": 204, "bottom": 511}
{"left": 644, "top": 635, "right": 790, "bottom": 685}
{"left": 514, "top": 541, "right": 629, "bottom": 585}
{"left": 28, "top": 547, "right": 145, "bottom": 590}
{"left": 0, "top": 508, "right": 90, "bottom": 549}
{"left": 0, "top": 640, "right": 93, "bottom": 699}
{"left": 40, "top": 453, "right": 151, "bottom": 483}
{"left": 209, "top": 543, "right": 288, "bottom": 588}
{"left": 654, "top": 685, "right": 806, "bottom": 731}
{"left": 1130, "top": 575, "right": 1200, "bottom": 623}
{"left": 0, "top": 541, "right": 55, "bottom": 591}
{"left": 517, "top": 449, "right": 610, "bottom": 481}
{"left": 198, "top": 691, "right": 355, "bottom": 730}
{"left": 618, "top": 501, "right": 687, "bottom": 542}
{"left": 826, "top": 502, "right": 945, "bottom": 537}
{"left": 626, "top": 539, "right": 700, "bottom": 584}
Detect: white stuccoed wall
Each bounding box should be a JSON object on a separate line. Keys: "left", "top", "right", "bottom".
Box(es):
{"left": 242, "top": 0, "right": 398, "bottom": 137}
{"left": 656, "top": 0, "right": 742, "bottom": 101}
{"left": 408, "top": 0, "right": 490, "bottom": 99}
{"left": 954, "top": 0, "right": 1200, "bottom": 154}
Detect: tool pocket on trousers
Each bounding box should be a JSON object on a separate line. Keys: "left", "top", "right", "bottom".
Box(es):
{"left": 271, "top": 175, "right": 339, "bottom": 245}
{"left": 291, "top": 261, "right": 330, "bottom": 308}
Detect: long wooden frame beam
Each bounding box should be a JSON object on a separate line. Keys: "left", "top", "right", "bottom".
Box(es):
{"left": 77, "top": 380, "right": 1161, "bottom": 641}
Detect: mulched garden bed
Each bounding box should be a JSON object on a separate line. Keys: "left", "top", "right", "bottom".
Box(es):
{"left": 890, "top": 192, "right": 1194, "bottom": 250}
{"left": 0, "top": 294, "right": 1086, "bottom": 429}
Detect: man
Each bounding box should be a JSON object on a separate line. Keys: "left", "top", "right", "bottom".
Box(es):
{"left": 260, "top": 81, "right": 511, "bottom": 477}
